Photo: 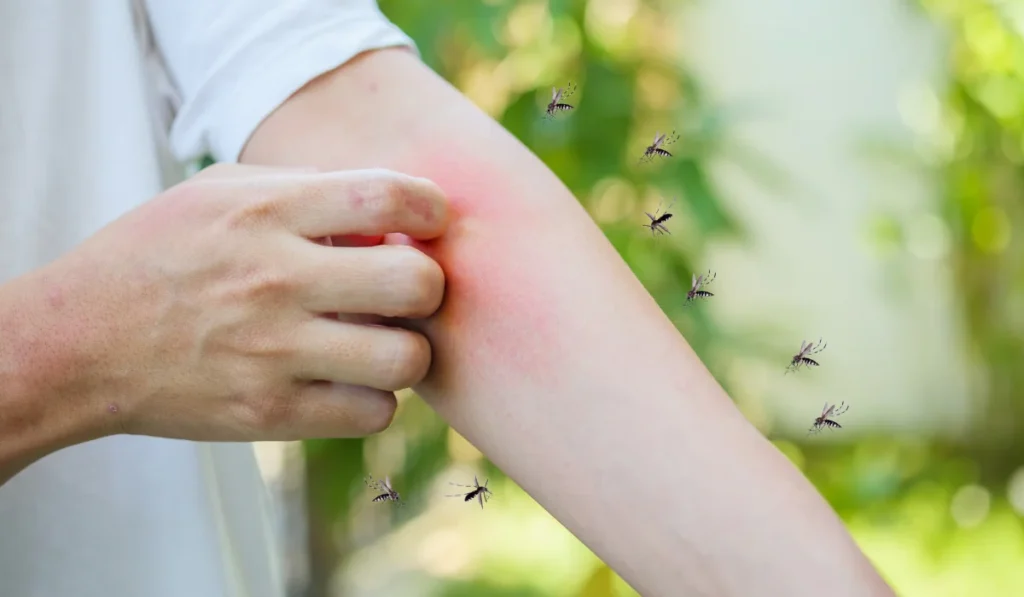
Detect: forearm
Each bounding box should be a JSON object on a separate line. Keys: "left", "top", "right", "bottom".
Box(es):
{"left": 0, "top": 264, "right": 108, "bottom": 485}
{"left": 242, "top": 48, "right": 892, "bottom": 596}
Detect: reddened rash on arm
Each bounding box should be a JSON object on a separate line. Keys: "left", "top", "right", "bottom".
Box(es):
{"left": 240, "top": 48, "right": 895, "bottom": 596}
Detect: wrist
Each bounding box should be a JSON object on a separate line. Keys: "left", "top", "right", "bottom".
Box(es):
{"left": 0, "top": 263, "right": 112, "bottom": 480}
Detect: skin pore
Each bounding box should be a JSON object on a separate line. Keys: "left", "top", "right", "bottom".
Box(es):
{"left": 240, "top": 48, "right": 894, "bottom": 596}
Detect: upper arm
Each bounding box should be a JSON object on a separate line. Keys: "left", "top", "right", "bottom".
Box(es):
{"left": 140, "top": 0, "right": 416, "bottom": 164}
{"left": 240, "top": 47, "right": 668, "bottom": 393}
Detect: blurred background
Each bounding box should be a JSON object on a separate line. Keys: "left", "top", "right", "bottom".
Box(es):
{"left": 240, "top": 0, "right": 1024, "bottom": 595}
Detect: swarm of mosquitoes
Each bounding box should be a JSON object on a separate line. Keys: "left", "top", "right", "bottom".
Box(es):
{"left": 541, "top": 80, "right": 851, "bottom": 437}
{"left": 364, "top": 84, "right": 847, "bottom": 518}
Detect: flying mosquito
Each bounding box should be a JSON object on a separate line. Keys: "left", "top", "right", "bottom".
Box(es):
{"left": 446, "top": 476, "right": 492, "bottom": 509}
{"left": 685, "top": 270, "right": 716, "bottom": 304}
{"left": 642, "top": 199, "right": 675, "bottom": 236}
{"left": 544, "top": 81, "right": 577, "bottom": 120}
{"left": 808, "top": 401, "right": 849, "bottom": 435}
{"left": 786, "top": 338, "right": 827, "bottom": 374}
{"left": 638, "top": 130, "right": 680, "bottom": 164}
{"left": 364, "top": 475, "right": 403, "bottom": 506}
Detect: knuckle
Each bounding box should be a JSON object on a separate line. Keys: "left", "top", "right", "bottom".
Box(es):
{"left": 380, "top": 331, "right": 431, "bottom": 390}
{"left": 238, "top": 391, "right": 296, "bottom": 435}
{"left": 224, "top": 197, "right": 286, "bottom": 231}
{"left": 237, "top": 325, "right": 296, "bottom": 361}
{"left": 372, "top": 179, "right": 407, "bottom": 220}
{"left": 351, "top": 171, "right": 409, "bottom": 223}
{"left": 233, "top": 264, "right": 299, "bottom": 306}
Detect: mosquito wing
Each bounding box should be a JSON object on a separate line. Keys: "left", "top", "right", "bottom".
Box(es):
{"left": 652, "top": 132, "right": 666, "bottom": 148}
{"left": 822, "top": 403, "right": 836, "bottom": 418}
{"left": 691, "top": 273, "right": 698, "bottom": 289}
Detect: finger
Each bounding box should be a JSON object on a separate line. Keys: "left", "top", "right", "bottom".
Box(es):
{"left": 291, "top": 318, "right": 432, "bottom": 391}
{"left": 254, "top": 382, "right": 398, "bottom": 439}
{"left": 272, "top": 168, "right": 449, "bottom": 240}
{"left": 294, "top": 244, "right": 444, "bottom": 317}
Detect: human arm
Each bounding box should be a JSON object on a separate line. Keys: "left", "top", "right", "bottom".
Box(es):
{"left": 239, "top": 48, "right": 895, "bottom": 596}
{"left": 0, "top": 165, "right": 448, "bottom": 486}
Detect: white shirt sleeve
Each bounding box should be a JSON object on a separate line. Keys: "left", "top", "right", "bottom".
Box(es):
{"left": 139, "top": 0, "right": 417, "bottom": 164}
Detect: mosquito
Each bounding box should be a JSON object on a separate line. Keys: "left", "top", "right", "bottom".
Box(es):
{"left": 685, "top": 270, "right": 716, "bottom": 304}
{"left": 786, "top": 338, "right": 827, "bottom": 374}
{"left": 544, "top": 81, "right": 577, "bottom": 120}
{"left": 364, "top": 475, "right": 403, "bottom": 506}
{"left": 639, "top": 130, "right": 680, "bottom": 164}
{"left": 446, "top": 475, "right": 492, "bottom": 509}
{"left": 642, "top": 199, "right": 675, "bottom": 236}
{"left": 808, "top": 401, "right": 849, "bottom": 435}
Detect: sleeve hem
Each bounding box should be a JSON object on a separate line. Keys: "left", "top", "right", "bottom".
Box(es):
{"left": 167, "top": 14, "right": 419, "bottom": 163}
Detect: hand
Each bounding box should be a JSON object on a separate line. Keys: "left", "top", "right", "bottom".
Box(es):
{"left": 41, "top": 164, "right": 449, "bottom": 442}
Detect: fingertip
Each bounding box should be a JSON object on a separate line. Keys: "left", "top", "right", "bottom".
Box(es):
{"left": 344, "top": 385, "right": 398, "bottom": 434}
{"left": 297, "top": 382, "right": 398, "bottom": 437}
{"left": 365, "top": 389, "right": 399, "bottom": 433}
{"left": 405, "top": 175, "right": 451, "bottom": 240}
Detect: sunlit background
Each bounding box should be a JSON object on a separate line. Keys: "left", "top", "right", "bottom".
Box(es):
{"left": 240, "top": 0, "right": 1024, "bottom": 595}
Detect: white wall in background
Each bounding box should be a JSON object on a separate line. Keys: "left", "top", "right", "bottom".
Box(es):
{"left": 676, "top": 0, "right": 973, "bottom": 436}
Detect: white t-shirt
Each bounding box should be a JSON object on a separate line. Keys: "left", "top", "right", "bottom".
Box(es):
{"left": 0, "top": 1, "right": 414, "bottom": 595}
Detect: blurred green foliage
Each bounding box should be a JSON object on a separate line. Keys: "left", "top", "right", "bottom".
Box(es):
{"left": 798, "top": 1, "right": 1024, "bottom": 595}
{"left": 920, "top": 0, "right": 1024, "bottom": 442}
{"left": 258, "top": 1, "right": 1024, "bottom": 596}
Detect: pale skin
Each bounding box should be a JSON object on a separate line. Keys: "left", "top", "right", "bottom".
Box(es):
{"left": 0, "top": 164, "right": 451, "bottom": 482}
{"left": 239, "top": 48, "right": 896, "bottom": 596}
{"left": 0, "top": 48, "right": 895, "bottom": 596}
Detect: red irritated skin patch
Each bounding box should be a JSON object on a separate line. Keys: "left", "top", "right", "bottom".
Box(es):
{"left": 386, "top": 153, "right": 568, "bottom": 395}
